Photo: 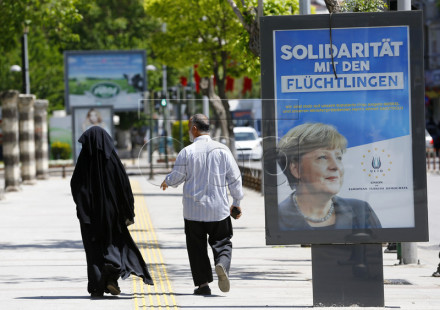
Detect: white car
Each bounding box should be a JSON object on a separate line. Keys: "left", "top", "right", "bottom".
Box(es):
{"left": 233, "top": 127, "right": 262, "bottom": 161}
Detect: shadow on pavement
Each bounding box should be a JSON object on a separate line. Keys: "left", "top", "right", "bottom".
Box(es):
{"left": 15, "top": 295, "right": 130, "bottom": 300}
{"left": 0, "top": 240, "right": 83, "bottom": 250}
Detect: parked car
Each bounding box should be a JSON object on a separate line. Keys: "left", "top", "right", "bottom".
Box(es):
{"left": 233, "top": 127, "right": 262, "bottom": 161}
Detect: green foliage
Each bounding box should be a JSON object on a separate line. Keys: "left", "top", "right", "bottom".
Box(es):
{"left": 230, "top": 0, "right": 300, "bottom": 78}
{"left": 0, "top": 0, "right": 84, "bottom": 113}
{"left": 0, "top": 0, "right": 163, "bottom": 115}
{"left": 65, "top": 0, "right": 159, "bottom": 50}
{"left": 51, "top": 141, "right": 72, "bottom": 159}
{"left": 171, "top": 120, "right": 190, "bottom": 152}
{"left": 145, "top": 0, "right": 246, "bottom": 82}
{"left": 252, "top": 0, "right": 299, "bottom": 16}
{"left": 0, "top": 0, "right": 83, "bottom": 53}
{"left": 133, "top": 112, "right": 151, "bottom": 128}
{"left": 341, "top": 0, "right": 388, "bottom": 12}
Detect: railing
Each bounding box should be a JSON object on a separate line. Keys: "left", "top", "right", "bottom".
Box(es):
{"left": 240, "top": 166, "right": 262, "bottom": 192}
{"left": 426, "top": 147, "right": 439, "bottom": 172}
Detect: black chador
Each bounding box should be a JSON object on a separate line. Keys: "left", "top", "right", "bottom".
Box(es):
{"left": 71, "top": 126, "right": 153, "bottom": 297}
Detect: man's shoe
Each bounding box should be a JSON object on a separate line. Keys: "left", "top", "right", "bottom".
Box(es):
{"left": 106, "top": 280, "right": 121, "bottom": 295}
{"left": 194, "top": 285, "right": 211, "bottom": 295}
{"left": 432, "top": 271, "right": 440, "bottom": 277}
{"left": 215, "top": 264, "right": 230, "bottom": 293}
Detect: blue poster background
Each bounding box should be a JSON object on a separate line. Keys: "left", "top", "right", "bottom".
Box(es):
{"left": 274, "top": 26, "right": 410, "bottom": 148}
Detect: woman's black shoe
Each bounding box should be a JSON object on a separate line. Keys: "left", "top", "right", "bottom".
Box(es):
{"left": 90, "top": 292, "right": 103, "bottom": 298}
{"left": 194, "top": 285, "right": 211, "bottom": 295}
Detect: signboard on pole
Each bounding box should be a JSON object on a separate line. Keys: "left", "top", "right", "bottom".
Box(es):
{"left": 260, "top": 11, "right": 428, "bottom": 244}
{"left": 64, "top": 50, "right": 146, "bottom": 112}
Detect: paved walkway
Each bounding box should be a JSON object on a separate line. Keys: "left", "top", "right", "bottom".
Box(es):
{"left": 0, "top": 170, "right": 440, "bottom": 309}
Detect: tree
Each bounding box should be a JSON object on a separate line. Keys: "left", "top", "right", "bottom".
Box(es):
{"left": 226, "top": 0, "right": 299, "bottom": 58}
{"left": 0, "top": 0, "right": 84, "bottom": 112}
{"left": 0, "top": 0, "right": 83, "bottom": 53}
{"left": 145, "top": 0, "right": 256, "bottom": 152}
{"left": 339, "top": 0, "right": 388, "bottom": 12}
{"left": 323, "top": 0, "right": 387, "bottom": 13}
{"left": 64, "top": 0, "right": 162, "bottom": 130}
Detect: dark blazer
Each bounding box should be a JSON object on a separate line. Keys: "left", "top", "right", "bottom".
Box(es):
{"left": 278, "top": 195, "right": 382, "bottom": 230}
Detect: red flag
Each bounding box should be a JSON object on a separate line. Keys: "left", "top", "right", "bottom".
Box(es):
{"left": 242, "top": 76, "right": 252, "bottom": 95}
{"left": 226, "top": 75, "right": 234, "bottom": 92}
{"left": 180, "top": 76, "right": 188, "bottom": 87}
{"left": 194, "top": 65, "right": 200, "bottom": 93}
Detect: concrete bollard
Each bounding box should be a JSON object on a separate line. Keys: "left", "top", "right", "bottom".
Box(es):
{"left": 401, "top": 242, "right": 418, "bottom": 264}
{"left": 18, "top": 94, "right": 37, "bottom": 185}
{"left": 34, "top": 99, "right": 49, "bottom": 180}
{"left": 0, "top": 90, "right": 21, "bottom": 192}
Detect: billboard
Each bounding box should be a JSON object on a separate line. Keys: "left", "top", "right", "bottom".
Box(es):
{"left": 64, "top": 50, "right": 146, "bottom": 112}
{"left": 260, "top": 12, "right": 428, "bottom": 244}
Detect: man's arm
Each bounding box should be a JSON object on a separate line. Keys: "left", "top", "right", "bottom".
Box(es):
{"left": 160, "top": 149, "right": 187, "bottom": 191}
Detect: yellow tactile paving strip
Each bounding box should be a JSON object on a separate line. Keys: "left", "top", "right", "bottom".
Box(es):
{"left": 130, "top": 181, "right": 178, "bottom": 310}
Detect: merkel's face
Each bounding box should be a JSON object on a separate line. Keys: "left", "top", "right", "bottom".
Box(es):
{"left": 296, "top": 148, "right": 344, "bottom": 196}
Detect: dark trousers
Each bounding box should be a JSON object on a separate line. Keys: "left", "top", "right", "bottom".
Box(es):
{"left": 184, "top": 217, "right": 233, "bottom": 286}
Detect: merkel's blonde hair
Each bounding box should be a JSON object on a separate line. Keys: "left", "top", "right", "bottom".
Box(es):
{"left": 277, "top": 123, "right": 347, "bottom": 188}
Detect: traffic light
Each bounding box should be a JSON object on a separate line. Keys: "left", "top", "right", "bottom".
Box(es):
{"left": 160, "top": 96, "right": 167, "bottom": 107}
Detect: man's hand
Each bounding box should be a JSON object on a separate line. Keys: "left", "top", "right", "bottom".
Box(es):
{"left": 160, "top": 180, "right": 168, "bottom": 191}
{"left": 230, "top": 206, "right": 242, "bottom": 219}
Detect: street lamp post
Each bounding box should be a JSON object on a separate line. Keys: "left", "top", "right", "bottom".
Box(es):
{"left": 22, "top": 25, "right": 30, "bottom": 95}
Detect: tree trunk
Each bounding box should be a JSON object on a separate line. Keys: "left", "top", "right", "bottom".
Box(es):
{"left": 323, "top": 0, "right": 342, "bottom": 13}
{"left": 200, "top": 77, "right": 237, "bottom": 158}
{"left": 226, "top": 0, "right": 261, "bottom": 57}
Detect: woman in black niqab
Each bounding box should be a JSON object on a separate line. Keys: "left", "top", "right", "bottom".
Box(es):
{"left": 71, "top": 126, "right": 153, "bottom": 297}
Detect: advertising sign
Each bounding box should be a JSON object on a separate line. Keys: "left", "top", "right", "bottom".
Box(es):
{"left": 64, "top": 50, "right": 146, "bottom": 112}
{"left": 72, "top": 105, "right": 114, "bottom": 162}
{"left": 260, "top": 12, "right": 428, "bottom": 244}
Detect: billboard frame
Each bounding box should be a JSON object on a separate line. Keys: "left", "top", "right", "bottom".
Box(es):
{"left": 64, "top": 49, "right": 147, "bottom": 113}
{"left": 71, "top": 105, "right": 114, "bottom": 162}
{"left": 260, "top": 11, "right": 428, "bottom": 245}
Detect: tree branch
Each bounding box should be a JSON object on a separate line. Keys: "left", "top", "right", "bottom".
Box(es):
{"left": 226, "top": 0, "right": 251, "bottom": 33}
{"left": 324, "top": 0, "right": 342, "bottom": 13}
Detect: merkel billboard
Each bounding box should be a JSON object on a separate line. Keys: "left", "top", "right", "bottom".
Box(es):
{"left": 260, "top": 11, "right": 428, "bottom": 244}
{"left": 64, "top": 50, "right": 146, "bottom": 112}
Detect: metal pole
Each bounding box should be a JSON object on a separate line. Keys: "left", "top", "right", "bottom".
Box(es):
{"left": 258, "top": 0, "right": 263, "bottom": 26}
{"left": 398, "top": 0, "right": 418, "bottom": 265}
{"left": 163, "top": 104, "right": 169, "bottom": 169}
{"left": 188, "top": 68, "right": 195, "bottom": 116}
{"left": 178, "top": 87, "right": 183, "bottom": 149}
{"left": 299, "top": 0, "right": 311, "bottom": 15}
{"left": 149, "top": 93, "right": 154, "bottom": 180}
{"left": 203, "top": 96, "right": 209, "bottom": 116}
{"left": 21, "top": 29, "right": 30, "bottom": 94}
{"left": 397, "top": 0, "right": 411, "bottom": 11}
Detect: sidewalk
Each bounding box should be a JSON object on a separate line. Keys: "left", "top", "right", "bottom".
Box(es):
{"left": 0, "top": 170, "right": 439, "bottom": 310}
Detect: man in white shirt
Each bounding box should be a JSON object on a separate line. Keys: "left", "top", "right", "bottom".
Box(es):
{"left": 160, "top": 114, "right": 244, "bottom": 295}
